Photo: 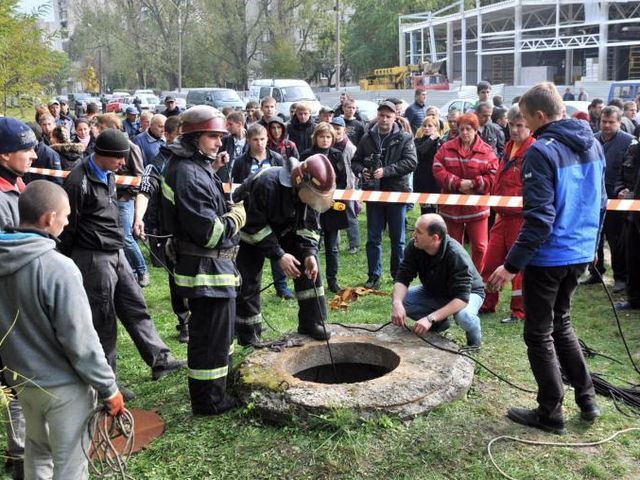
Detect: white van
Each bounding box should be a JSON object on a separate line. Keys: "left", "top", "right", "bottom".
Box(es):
{"left": 249, "top": 79, "right": 321, "bottom": 119}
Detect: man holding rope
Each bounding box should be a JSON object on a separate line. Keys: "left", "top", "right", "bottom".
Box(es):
{"left": 0, "top": 180, "right": 124, "bottom": 479}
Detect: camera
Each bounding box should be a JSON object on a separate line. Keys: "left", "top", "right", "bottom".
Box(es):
{"left": 361, "top": 153, "right": 382, "bottom": 190}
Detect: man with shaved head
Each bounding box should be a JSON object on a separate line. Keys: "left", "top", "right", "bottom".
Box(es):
{"left": 390, "top": 213, "right": 484, "bottom": 349}
{"left": 133, "top": 114, "right": 166, "bottom": 166}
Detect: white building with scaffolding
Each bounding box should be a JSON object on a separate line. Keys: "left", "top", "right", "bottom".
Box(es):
{"left": 399, "top": 1, "right": 640, "bottom": 87}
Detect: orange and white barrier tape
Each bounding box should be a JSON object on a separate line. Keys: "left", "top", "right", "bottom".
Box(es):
{"left": 29, "top": 167, "right": 140, "bottom": 187}
{"left": 28, "top": 167, "right": 640, "bottom": 212}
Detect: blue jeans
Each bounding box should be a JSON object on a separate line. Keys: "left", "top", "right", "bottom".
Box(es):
{"left": 324, "top": 229, "right": 339, "bottom": 282}
{"left": 365, "top": 202, "right": 406, "bottom": 280}
{"left": 346, "top": 201, "right": 360, "bottom": 250}
{"left": 270, "top": 258, "right": 290, "bottom": 293}
{"left": 403, "top": 285, "right": 482, "bottom": 345}
{"left": 117, "top": 199, "right": 147, "bottom": 275}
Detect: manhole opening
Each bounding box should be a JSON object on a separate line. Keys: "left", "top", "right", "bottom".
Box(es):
{"left": 294, "top": 362, "right": 392, "bottom": 384}
{"left": 286, "top": 342, "right": 400, "bottom": 385}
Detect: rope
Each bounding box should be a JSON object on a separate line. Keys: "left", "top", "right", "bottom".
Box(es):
{"left": 82, "top": 407, "right": 135, "bottom": 480}
{"left": 487, "top": 428, "right": 640, "bottom": 480}
{"left": 314, "top": 284, "right": 339, "bottom": 382}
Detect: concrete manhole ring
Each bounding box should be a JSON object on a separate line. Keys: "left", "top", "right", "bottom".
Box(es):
{"left": 239, "top": 323, "right": 475, "bottom": 423}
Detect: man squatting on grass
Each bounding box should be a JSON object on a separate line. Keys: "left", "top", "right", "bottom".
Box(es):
{"left": 487, "top": 82, "right": 606, "bottom": 434}
{"left": 390, "top": 213, "right": 484, "bottom": 349}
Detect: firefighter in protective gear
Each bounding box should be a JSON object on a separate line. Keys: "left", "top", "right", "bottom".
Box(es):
{"left": 161, "top": 105, "right": 245, "bottom": 415}
{"left": 233, "top": 154, "right": 336, "bottom": 345}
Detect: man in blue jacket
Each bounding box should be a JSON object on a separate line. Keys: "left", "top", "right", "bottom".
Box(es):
{"left": 488, "top": 82, "right": 606, "bottom": 435}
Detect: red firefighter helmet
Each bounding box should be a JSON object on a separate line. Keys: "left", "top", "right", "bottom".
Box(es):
{"left": 180, "top": 105, "right": 228, "bottom": 135}
{"left": 291, "top": 154, "right": 336, "bottom": 213}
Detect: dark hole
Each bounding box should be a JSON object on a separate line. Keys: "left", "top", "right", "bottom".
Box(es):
{"left": 293, "top": 362, "right": 392, "bottom": 384}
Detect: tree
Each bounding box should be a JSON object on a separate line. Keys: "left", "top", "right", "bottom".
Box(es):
{"left": 344, "top": 0, "right": 449, "bottom": 79}
{"left": 0, "top": 0, "right": 65, "bottom": 114}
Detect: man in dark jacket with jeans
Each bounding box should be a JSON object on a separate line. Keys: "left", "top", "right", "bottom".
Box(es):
{"left": 488, "top": 82, "right": 606, "bottom": 435}
{"left": 391, "top": 214, "right": 484, "bottom": 348}
{"left": 351, "top": 101, "right": 417, "bottom": 289}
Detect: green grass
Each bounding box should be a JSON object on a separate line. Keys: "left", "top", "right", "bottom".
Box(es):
{"left": 3, "top": 205, "right": 640, "bottom": 479}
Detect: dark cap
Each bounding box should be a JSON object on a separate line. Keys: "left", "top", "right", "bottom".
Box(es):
{"left": 94, "top": 129, "right": 130, "bottom": 158}
{"left": 377, "top": 101, "right": 396, "bottom": 113}
{"left": 0, "top": 118, "right": 38, "bottom": 154}
{"left": 165, "top": 96, "right": 176, "bottom": 103}
{"left": 319, "top": 106, "right": 335, "bottom": 114}
{"left": 329, "top": 116, "right": 345, "bottom": 127}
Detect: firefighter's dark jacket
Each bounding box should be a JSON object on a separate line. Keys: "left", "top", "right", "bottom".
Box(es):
{"left": 60, "top": 157, "right": 124, "bottom": 255}
{"left": 161, "top": 144, "right": 240, "bottom": 298}
{"left": 232, "top": 166, "right": 320, "bottom": 261}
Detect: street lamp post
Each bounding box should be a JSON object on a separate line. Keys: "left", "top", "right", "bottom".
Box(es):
{"left": 168, "top": 0, "right": 183, "bottom": 92}
{"left": 335, "top": 0, "right": 340, "bottom": 90}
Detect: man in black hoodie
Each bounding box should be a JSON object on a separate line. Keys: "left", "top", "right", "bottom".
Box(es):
{"left": 287, "top": 102, "right": 315, "bottom": 154}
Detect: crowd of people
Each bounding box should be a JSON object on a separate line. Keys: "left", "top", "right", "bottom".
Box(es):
{"left": 0, "top": 78, "right": 638, "bottom": 477}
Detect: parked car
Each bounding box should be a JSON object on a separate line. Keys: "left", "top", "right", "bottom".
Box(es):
{"left": 439, "top": 98, "right": 477, "bottom": 118}
{"left": 131, "top": 94, "right": 160, "bottom": 111}
{"left": 134, "top": 89, "right": 155, "bottom": 96}
{"left": 563, "top": 101, "right": 590, "bottom": 117}
{"left": 354, "top": 100, "right": 379, "bottom": 122}
{"left": 608, "top": 81, "right": 640, "bottom": 104}
{"left": 186, "top": 88, "right": 244, "bottom": 110}
{"left": 248, "top": 79, "right": 321, "bottom": 119}
{"left": 154, "top": 97, "right": 187, "bottom": 114}
{"left": 106, "top": 97, "right": 129, "bottom": 113}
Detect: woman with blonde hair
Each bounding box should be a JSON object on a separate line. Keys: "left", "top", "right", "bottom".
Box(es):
{"left": 414, "top": 115, "right": 443, "bottom": 214}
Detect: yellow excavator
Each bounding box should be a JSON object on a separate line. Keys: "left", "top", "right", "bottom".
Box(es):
{"left": 359, "top": 61, "right": 448, "bottom": 91}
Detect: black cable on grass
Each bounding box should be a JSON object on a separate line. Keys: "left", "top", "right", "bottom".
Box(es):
{"left": 592, "top": 267, "right": 640, "bottom": 375}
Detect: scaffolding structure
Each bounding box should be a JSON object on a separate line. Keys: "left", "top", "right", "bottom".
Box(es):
{"left": 399, "top": 0, "right": 640, "bottom": 86}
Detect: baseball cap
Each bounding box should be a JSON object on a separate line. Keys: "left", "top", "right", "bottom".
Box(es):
{"left": 329, "top": 116, "right": 345, "bottom": 128}
{"left": 47, "top": 99, "right": 60, "bottom": 107}
{"left": 125, "top": 106, "right": 138, "bottom": 115}
{"left": 165, "top": 96, "right": 176, "bottom": 103}
{"left": 319, "top": 106, "right": 335, "bottom": 114}
{"left": 377, "top": 101, "right": 396, "bottom": 112}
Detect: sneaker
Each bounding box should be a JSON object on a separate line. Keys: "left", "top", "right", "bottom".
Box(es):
{"left": 117, "top": 384, "right": 137, "bottom": 402}
{"left": 348, "top": 247, "right": 359, "bottom": 255}
{"left": 276, "top": 287, "right": 295, "bottom": 300}
{"left": 500, "top": 315, "right": 520, "bottom": 324}
{"left": 151, "top": 357, "right": 187, "bottom": 381}
{"left": 506, "top": 407, "right": 566, "bottom": 435}
{"left": 580, "top": 404, "right": 601, "bottom": 422}
{"left": 612, "top": 280, "right": 626, "bottom": 294}
{"left": 138, "top": 271, "right": 151, "bottom": 288}
{"left": 178, "top": 324, "right": 189, "bottom": 343}
{"left": 328, "top": 279, "right": 341, "bottom": 294}
{"left": 364, "top": 275, "right": 380, "bottom": 290}
{"left": 579, "top": 274, "right": 600, "bottom": 286}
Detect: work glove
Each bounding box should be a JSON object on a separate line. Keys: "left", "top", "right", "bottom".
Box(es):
{"left": 165, "top": 237, "right": 177, "bottom": 264}
{"left": 224, "top": 201, "right": 246, "bottom": 234}
{"left": 104, "top": 390, "right": 125, "bottom": 417}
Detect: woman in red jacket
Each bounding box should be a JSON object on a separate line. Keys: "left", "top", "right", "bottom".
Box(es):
{"left": 432, "top": 113, "right": 498, "bottom": 272}
{"left": 480, "top": 105, "right": 534, "bottom": 323}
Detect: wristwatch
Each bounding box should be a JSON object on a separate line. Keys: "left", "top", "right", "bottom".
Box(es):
{"left": 426, "top": 314, "right": 437, "bottom": 324}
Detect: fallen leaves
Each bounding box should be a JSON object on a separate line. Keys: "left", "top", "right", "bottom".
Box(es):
{"left": 329, "top": 286, "right": 387, "bottom": 310}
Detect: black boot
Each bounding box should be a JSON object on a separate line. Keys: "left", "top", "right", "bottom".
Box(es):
{"left": 178, "top": 323, "right": 189, "bottom": 343}
{"left": 298, "top": 322, "right": 331, "bottom": 340}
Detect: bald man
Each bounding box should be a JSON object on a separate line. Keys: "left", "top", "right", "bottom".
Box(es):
{"left": 133, "top": 114, "right": 166, "bottom": 167}
{"left": 391, "top": 213, "right": 484, "bottom": 349}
